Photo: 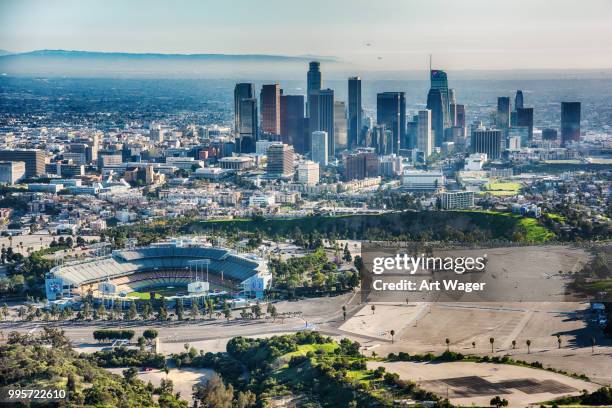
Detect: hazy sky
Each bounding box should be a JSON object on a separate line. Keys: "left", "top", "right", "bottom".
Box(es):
{"left": 1, "top": 0, "right": 611, "bottom": 70}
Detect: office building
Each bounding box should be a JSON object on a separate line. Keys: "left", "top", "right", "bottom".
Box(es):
{"left": 440, "top": 191, "right": 474, "bottom": 210}
{"left": 497, "top": 97, "right": 511, "bottom": 132}
{"left": 426, "top": 88, "right": 445, "bottom": 147}
{"left": 430, "top": 69, "right": 451, "bottom": 130}
{"left": 455, "top": 104, "right": 466, "bottom": 128}
{"left": 348, "top": 76, "right": 362, "bottom": 149}
{"left": 376, "top": 92, "right": 406, "bottom": 153}
{"left": 344, "top": 150, "right": 379, "bottom": 181}
{"left": 0, "top": 161, "right": 26, "bottom": 185}
{"left": 297, "top": 161, "right": 320, "bottom": 186}
{"left": 234, "top": 83, "right": 255, "bottom": 134}
{"left": 266, "top": 143, "right": 294, "bottom": 178}
{"left": 516, "top": 108, "right": 534, "bottom": 141}
{"left": 417, "top": 109, "right": 433, "bottom": 158}
{"left": 508, "top": 126, "right": 529, "bottom": 147}
{"left": 471, "top": 129, "right": 503, "bottom": 159}
{"left": 280, "top": 94, "right": 305, "bottom": 153}
{"left": 334, "top": 101, "right": 348, "bottom": 151}
{"left": 0, "top": 149, "right": 45, "bottom": 178}
{"left": 311, "top": 131, "right": 329, "bottom": 166}
{"left": 561, "top": 102, "right": 581, "bottom": 146}
{"left": 515, "top": 90, "right": 524, "bottom": 110}
{"left": 309, "top": 89, "right": 335, "bottom": 156}
{"left": 542, "top": 128, "right": 558, "bottom": 141}
{"left": 260, "top": 84, "right": 281, "bottom": 135}
{"left": 402, "top": 170, "right": 445, "bottom": 191}
{"left": 237, "top": 98, "right": 258, "bottom": 154}
{"left": 307, "top": 61, "right": 321, "bottom": 114}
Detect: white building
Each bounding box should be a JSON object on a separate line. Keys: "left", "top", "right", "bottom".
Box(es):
{"left": 440, "top": 191, "right": 475, "bottom": 209}
{"left": 311, "top": 131, "right": 329, "bottom": 166}
{"left": 249, "top": 194, "right": 275, "bottom": 207}
{"left": 0, "top": 161, "right": 26, "bottom": 185}
{"left": 297, "top": 161, "right": 320, "bottom": 186}
{"left": 417, "top": 109, "right": 432, "bottom": 158}
{"left": 464, "top": 153, "right": 488, "bottom": 171}
{"left": 402, "top": 170, "right": 445, "bottom": 191}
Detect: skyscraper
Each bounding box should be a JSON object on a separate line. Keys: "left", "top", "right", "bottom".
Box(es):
{"left": 427, "top": 88, "right": 444, "bottom": 147}
{"left": 237, "top": 98, "right": 258, "bottom": 154}
{"left": 260, "top": 84, "right": 281, "bottom": 135}
{"left": 280, "top": 94, "right": 305, "bottom": 153}
{"left": 561, "top": 102, "right": 581, "bottom": 146}
{"left": 311, "top": 131, "right": 328, "bottom": 166}
{"left": 455, "top": 104, "right": 466, "bottom": 128}
{"left": 417, "top": 110, "right": 433, "bottom": 158}
{"left": 344, "top": 150, "right": 379, "bottom": 181}
{"left": 471, "top": 129, "right": 503, "bottom": 159}
{"left": 376, "top": 92, "right": 406, "bottom": 154}
{"left": 307, "top": 61, "right": 321, "bottom": 115}
{"left": 516, "top": 108, "right": 534, "bottom": 141}
{"left": 497, "top": 97, "right": 511, "bottom": 132}
{"left": 334, "top": 101, "right": 348, "bottom": 152}
{"left": 430, "top": 69, "right": 451, "bottom": 130}
{"left": 309, "top": 89, "right": 335, "bottom": 157}
{"left": 348, "top": 76, "right": 362, "bottom": 149}
{"left": 234, "top": 83, "right": 255, "bottom": 134}
{"left": 515, "top": 90, "right": 524, "bottom": 110}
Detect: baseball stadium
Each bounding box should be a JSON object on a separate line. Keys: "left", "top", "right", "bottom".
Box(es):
{"left": 45, "top": 241, "right": 270, "bottom": 303}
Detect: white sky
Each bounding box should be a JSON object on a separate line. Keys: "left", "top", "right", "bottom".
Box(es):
{"left": 1, "top": 0, "right": 611, "bottom": 70}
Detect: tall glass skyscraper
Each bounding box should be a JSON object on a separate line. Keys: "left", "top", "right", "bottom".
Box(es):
{"left": 561, "top": 102, "right": 581, "bottom": 146}
{"left": 309, "top": 89, "right": 335, "bottom": 157}
{"left": 234, "top": 83, "right": 255, "bottom": 135}
{"left": 430, "top": 69, "right": 451, "bottom": 130}
{"left": 426, "top": 88, "right": 444, "bottom": 147}
{"left": 497, "top": 96, "right": 511, "bottom": 133}
{"left": 348, "top": 76, "right": 362, "bottom": 149}
{"left": 237, "top": 98, "right": 258, "bottom": 153}
{"left": 376, "top": 92, "right": 406, "bottom": 154}
{"left": 307, "top": 61, "right": 321, "bottom": 116}
{"left": 515, "top": 90, "right": 524, "bottom": 110}
{"left": 280, "top": 94, "right": 305, "bottom": 153}
{"left": 260, "top": 84, "right": 281, "bottom": 135}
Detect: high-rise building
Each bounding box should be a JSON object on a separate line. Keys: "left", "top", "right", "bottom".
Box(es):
{"left": 376, "top": 92, "right": 406, "bottom": 154}
{"left": 430, "top": 69, "right": 451, "bottom": 130}
{"left": 497, "top": 97, "right": 511, "bottom": 132}
{"left": 515, "top": 90, "right": 524, "bottom": 110}
{"left": 334, "top": 101, "right": 348, "bottom": 152}
{"left": 297, "top": 161, "right": 320, "bottom": 186}
{"left": 542, "top": 128, "right": 558, "bottom": 141}
{"left": 471, "top": 129, "right": 503, "bottom": 159}
{"left": 311, "top": 131, "right": 329, "bottom": 166}
{"left": 260, "top": 84, "right": 281, "bottom": 135}
{"left": 516, "top": 108, "right": 534, "bottom": 141}
{"left": 455, "top": 104, "right": 466, "bottom": 128}
{"left": 344, "top": 150, "right": 379, "bottom": 181}
{"left": 348, "top": 76, "right": 362, "bottom": 149}
{"left": 0, "top": 149, "right": 45, "bottom": 178}
{"left": 280, "top": 94, "right": 305, "bottom": 153}
{"left": 266, "top": 143, "right": 294, "bottom": 178}
{"left": 427, "top": 88, "right": 444, "bottom": 147}
{"left": 561, "top": 102, "right": 581, "bottom": 146}
{"left": 309, "top": 89, "right": 335, "bottom": 156}
{"left": 307, "top": 61, "right": 321, "bottom": 115}
{"left": 237, "top": 98, "right": 258, "bottom": 154}
{"left": 234, "top": 83, "right": 255, "bottom": 134}
{"left": 417, "top": 110, "right": 433, "bottom": 158}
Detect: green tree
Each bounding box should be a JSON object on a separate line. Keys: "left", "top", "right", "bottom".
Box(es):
{"left": 490, "top": 396, "right": 509, "bottom": 408}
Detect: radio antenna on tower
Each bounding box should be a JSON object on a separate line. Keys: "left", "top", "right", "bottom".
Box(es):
{"left": 429, "top": 54, "right": 432, "bottom": 72}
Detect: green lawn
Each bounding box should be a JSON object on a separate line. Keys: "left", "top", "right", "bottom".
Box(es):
{"left": 584, "top": 281, "right": 612, "bottom": 292}
{"left": 482, "top": 182, "right": 521, "bottom": 196}
{"left": 283, "top": 343, "right": 339, "bottom": 359}
{"left": 519, "top": 218, "right": 555, "bottom": 242}
{"left": 126, "top": 286, "right": 187, "bottom": 300}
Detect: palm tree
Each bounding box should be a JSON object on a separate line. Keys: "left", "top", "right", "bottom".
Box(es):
{"left": 342, "top": 305, "right": 347, "bottom": 321}
{"left": 556, "top": 334, "right": 562, "bottom": 349}
{"left": 445, "top": 338, "right": 450, "bottom": 351}
{"left": 489, "top": 337, "right": 495, "bottom": 353}
{"left": 390, "top": 330, "right": 395, "bottom": 344}
{"left": 526, "top": 339, "right": 531, "bottom": 354}
{"left": 371, "top": 304, "right": 376, "bottom": 315}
